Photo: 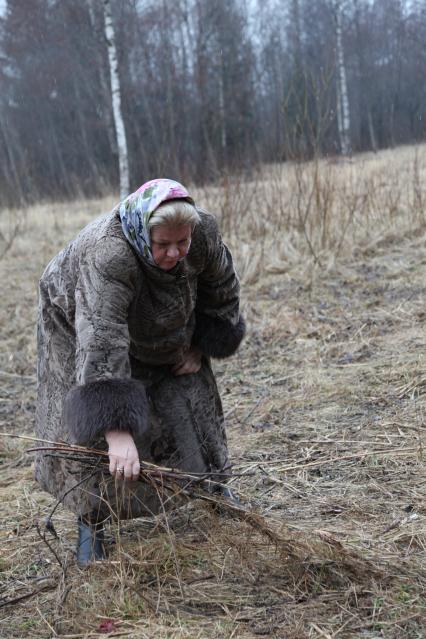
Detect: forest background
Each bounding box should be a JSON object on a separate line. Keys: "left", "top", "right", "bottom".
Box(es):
{"left": 1, "top": 0, "right": 426, "bottom": 206}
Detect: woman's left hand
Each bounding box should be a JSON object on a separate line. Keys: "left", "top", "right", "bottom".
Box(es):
{"left": 172, "top": 346, "right": 203, "bottom": 376}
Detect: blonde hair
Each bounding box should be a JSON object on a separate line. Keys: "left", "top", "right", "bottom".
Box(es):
{"left": 149, "top": 199, "right": 200, "bottom": 229}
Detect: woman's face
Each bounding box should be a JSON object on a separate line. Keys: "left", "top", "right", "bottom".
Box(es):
{"left": 150, "top": 223, "right": 192, "bottom": 270}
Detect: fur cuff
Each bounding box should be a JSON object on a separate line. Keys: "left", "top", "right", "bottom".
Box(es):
{"left": 192, "top": 313, "right": 246, "bottom": 358}
{"left": 63, "top": 378, "right": 148, "bottom": 445}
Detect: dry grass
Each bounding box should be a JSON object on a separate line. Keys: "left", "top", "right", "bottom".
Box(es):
{"left": 0, "top": 145, "right": 425, "bottom": 637}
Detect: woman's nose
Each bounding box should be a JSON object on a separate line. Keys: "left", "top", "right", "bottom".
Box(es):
{"left": 167, "top": 245, "right": 179, "bottom": 258}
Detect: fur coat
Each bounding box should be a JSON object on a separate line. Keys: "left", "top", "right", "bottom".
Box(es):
{"left": 35, "top": 208, "right": 244, "bottom": 520}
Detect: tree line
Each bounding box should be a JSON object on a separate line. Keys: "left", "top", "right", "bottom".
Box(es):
{"left": 1, "top": 0, "right": 425, "bottom": 207}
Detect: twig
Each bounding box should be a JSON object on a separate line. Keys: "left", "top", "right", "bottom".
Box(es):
{"left": 236, "top": 446, "right": 419, "bottom": 473}
{"left": 240, "top": 397, "right": 266, "bottom": 424}
{"left": 0, "top": 432, "right": 99, "bottom": 449}
{"left": 273, "top": 447, "right": 419, "bottom": 472}
{"left": 0, "top": 370, "right": 36, "bottom": 381}
{"left": 35, "top": 522, "right": 65, "bottom": 569}
{"left": 48, "top": 467, "right": 101, "bottom": 521}
{"left": 0, "top": 582, "right": 57, "bottom": 609}
{"left": 310, "top": 622, "right": 333, "bottom": 639}
{"left": 22, "top": 441, "right": 250, "bottom": 528}
{"left": 27, "top": 443, "right": 237, "bottom": 495}
{"left": 380, "top": 512, "right": 419, "bottom": 535}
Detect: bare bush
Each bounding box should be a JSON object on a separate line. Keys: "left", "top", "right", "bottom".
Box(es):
{"left": 192, "top": 145, "right": 426, "bottom": 284}
{"left": 0, "top": 208, "right": 24, "bottom": 260}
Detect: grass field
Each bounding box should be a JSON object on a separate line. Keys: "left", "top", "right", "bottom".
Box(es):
{"left": 0, "top": 146, "right": 425, "bottom": 638}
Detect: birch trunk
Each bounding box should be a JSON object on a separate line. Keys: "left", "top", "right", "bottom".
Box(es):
{"left": 334, "top": 0, "right": 351, "bottom": 156}
{"left": 103, "top": 0, "right": 129, "bottom": 198}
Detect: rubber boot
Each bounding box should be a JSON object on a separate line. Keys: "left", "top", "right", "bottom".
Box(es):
{"left": 76, "top": 518, "right": 106, "bottom": 566}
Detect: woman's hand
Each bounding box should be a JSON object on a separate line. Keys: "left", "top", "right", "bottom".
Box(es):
{"left": 171, "top": 346, "right": 203, "bottom": 376}
{"left": 105, "top": 430, "right": 140, "bottom": 481}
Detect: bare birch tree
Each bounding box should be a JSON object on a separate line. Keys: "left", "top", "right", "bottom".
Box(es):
{"left": 103, "top": 0, "right": 129, "bottom": 198}
{"left": 333, "top": 0, "right": 351, "bottom": 156}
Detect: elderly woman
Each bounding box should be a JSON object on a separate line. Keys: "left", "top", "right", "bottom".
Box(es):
{"left": 35, "top": 178, "right": 245, "bottom": 565}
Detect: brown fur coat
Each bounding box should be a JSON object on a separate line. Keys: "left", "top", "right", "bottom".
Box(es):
{"left": 35, "top": 209, "right": 244, "bottom": 520}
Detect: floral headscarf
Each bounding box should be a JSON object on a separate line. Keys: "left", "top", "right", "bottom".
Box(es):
{"left": 119, "top": 178, "right": 194, "bottom": 264}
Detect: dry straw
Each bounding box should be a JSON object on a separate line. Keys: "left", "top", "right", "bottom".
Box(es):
{"left": 1, "top": 146, "right": 425, "bottom": 637}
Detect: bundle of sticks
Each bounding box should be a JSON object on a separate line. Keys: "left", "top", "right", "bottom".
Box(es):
{"left": 27, "top": 440, "right": 243, "bottom": 510}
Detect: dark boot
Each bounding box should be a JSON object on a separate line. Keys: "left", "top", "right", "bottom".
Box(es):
{"left": 76, "top": 518, "right": 106, "bottom": 566}
{"left": 211, "top": 484, "right": 240, "bottom": 507}
{"left": 221, "top": 485, "right": 240, "bottom": 505}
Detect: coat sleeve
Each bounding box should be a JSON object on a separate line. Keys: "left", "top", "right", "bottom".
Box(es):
{"left": 63, "top": 237, "right": 149, "bottom": 445}
{"left": 191, "top": 212, "right": 246, "bottom": 358}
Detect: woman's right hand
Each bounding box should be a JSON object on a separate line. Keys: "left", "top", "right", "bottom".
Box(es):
{"left": 171, "top": 346, "right": 203, "bottom": 376}
{"left": 105, "top": 430, "right": 140, "bottom": 481}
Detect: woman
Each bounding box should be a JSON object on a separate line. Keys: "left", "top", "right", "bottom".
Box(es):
{"left": 35, "top": 178, "right": 245, "bottom": 565}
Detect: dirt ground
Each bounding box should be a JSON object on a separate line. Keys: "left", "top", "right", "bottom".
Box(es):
{"left": 0, "top": 176, "right": 425, "bottom": 637}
